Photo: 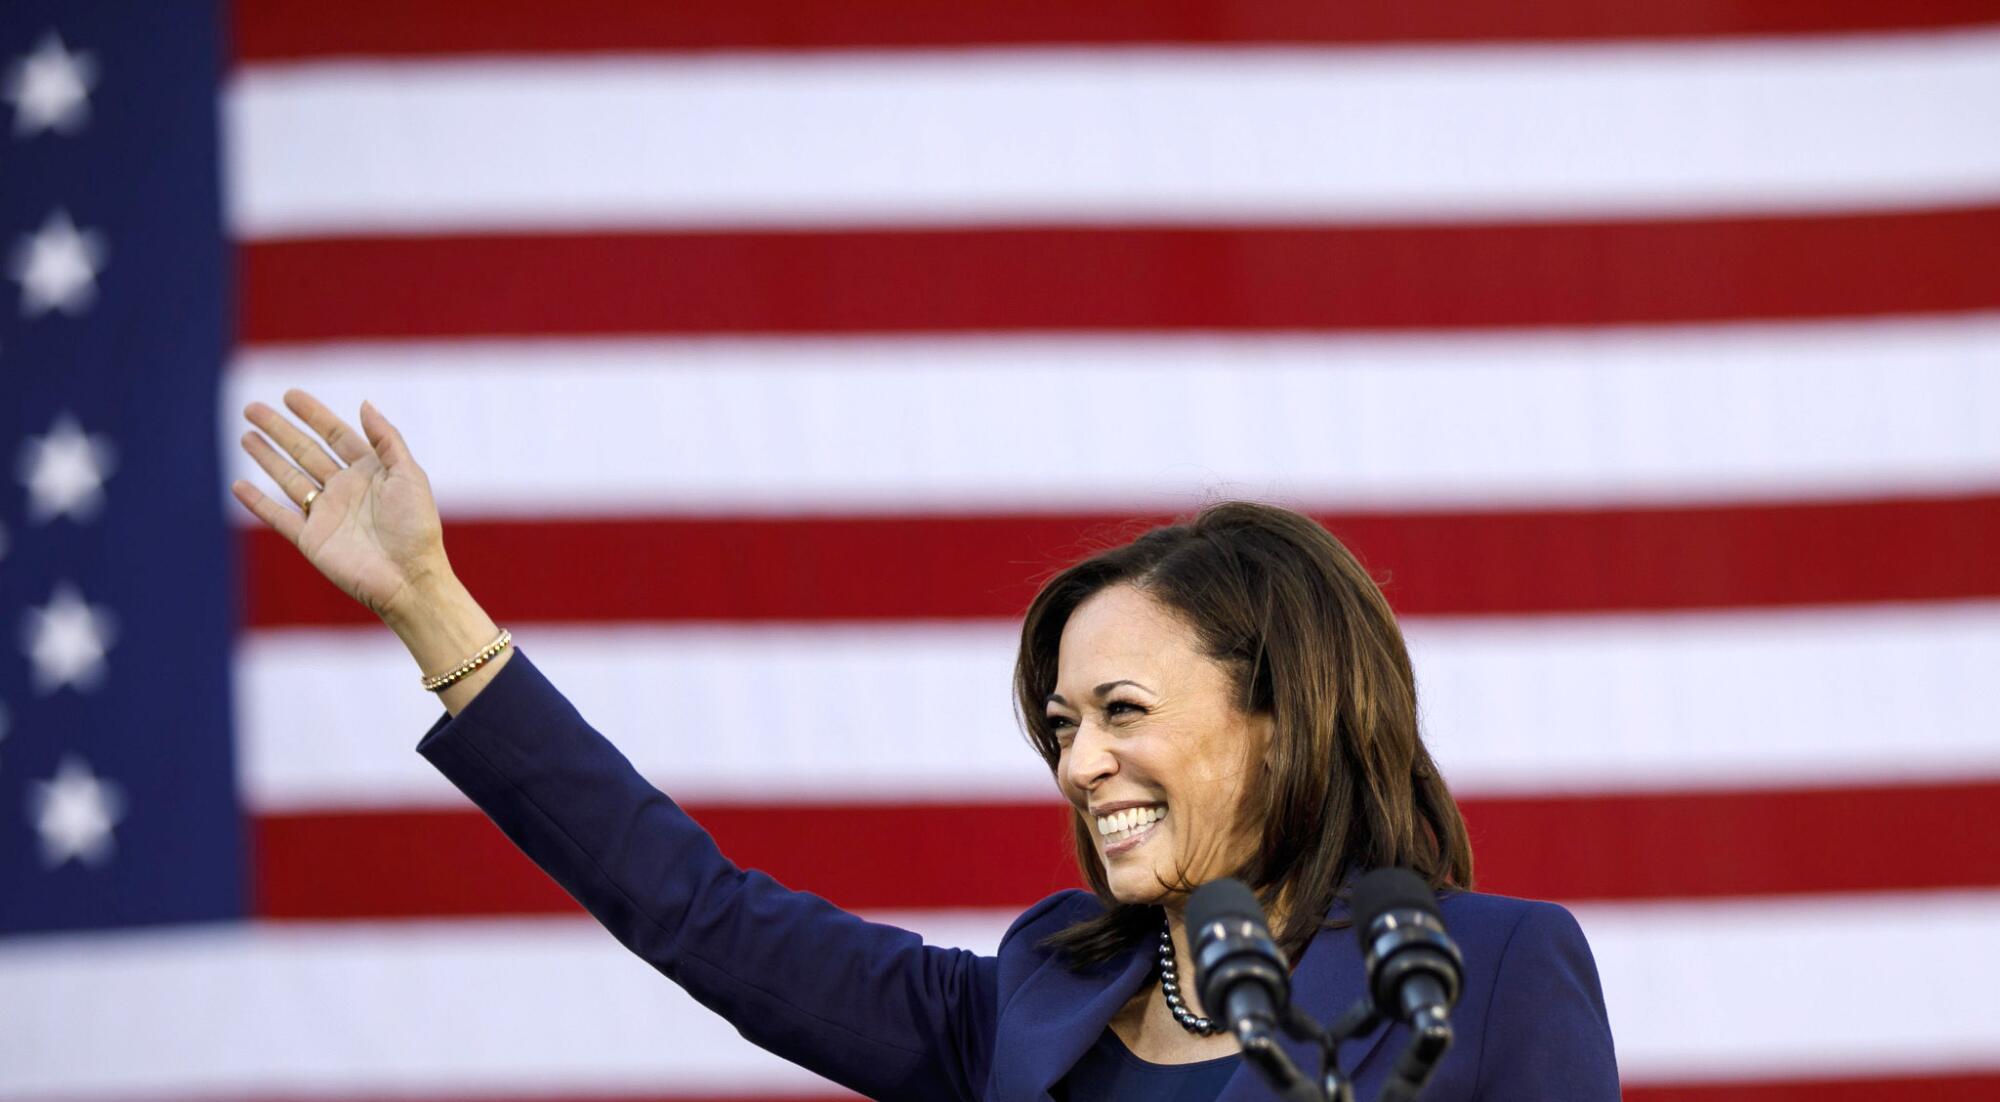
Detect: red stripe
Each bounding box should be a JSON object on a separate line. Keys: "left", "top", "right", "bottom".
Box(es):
{"left": 232, "top": 0, "right": 2000, "bottom": 59}
{"left": 253, "top": 801, "right": 1077, "bottom": 918}
{"left": 239, "top": 206, "right": 2000, "bottom": 343}
{"left": 239, "top": 494, "right": 2000, "bottom": 628}
{"left": 1624, "top": 1073, "right": 2000, "bottom": 1101}
{"left": 251, "top": 779, "right": 2000, "bottom": 918}
{"left": 1463, "top": 780, "right": 2000, "bottom": 904}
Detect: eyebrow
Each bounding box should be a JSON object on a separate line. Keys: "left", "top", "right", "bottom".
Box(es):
{"left": 1046, "top": 680, "right": 1155, "bottom": 707}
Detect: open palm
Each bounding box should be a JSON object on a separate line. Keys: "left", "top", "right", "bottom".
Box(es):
{"left": 231, "top": 389, "right": 448, "bottom": 622}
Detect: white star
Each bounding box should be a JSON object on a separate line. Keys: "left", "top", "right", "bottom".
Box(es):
{"left": 28, "top": 754, "right": 125, "bottom": 868}
{"left": 9, "top": 209, "right": 105, "bottom": 316}
{"left": 21, "top": 581, "right": 118, "bottom": 694}
{"left": 6, "top": 32, "right": 96, "bottom": 137}
{"left": 18, "top": 411, "right": 116, "bottom": 522}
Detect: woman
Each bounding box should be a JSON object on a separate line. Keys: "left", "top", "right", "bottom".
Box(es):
{"left": 232, "top": 390, "right": 1619, "bottom": 1101}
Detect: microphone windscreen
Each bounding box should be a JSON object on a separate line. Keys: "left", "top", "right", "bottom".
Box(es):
{"left": 1187, "top": 877, "right": 1266, "bottom": 937}
{"left": 1350, "top": 867, "right": 1438, "bottom": 935}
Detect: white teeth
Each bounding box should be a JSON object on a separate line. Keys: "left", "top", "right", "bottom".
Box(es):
{"left": 1095, "top": 805, "right": 1164, "bottom": 838}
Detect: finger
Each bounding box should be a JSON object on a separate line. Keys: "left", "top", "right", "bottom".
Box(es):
{"left": 245, "top": 400, "right": 343, "bottom": 485}
{"left": 241, "top": 430, "right": 323, "bottom": 509}
{"left": 283, "top": 388, "right": 376, "bottom": 466}
{"left": 359, "top": 399, "right": 418, "bottom": 471}
{"left": 230, "top": 479, "right": 304, "bottom": 545}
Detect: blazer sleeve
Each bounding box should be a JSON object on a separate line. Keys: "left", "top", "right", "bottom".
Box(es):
{"left": 413, "top": 648, "right": 999, "bottom": 1102}
{"left": 1471, "top": 901, "right": 1621, "bottom": 1100}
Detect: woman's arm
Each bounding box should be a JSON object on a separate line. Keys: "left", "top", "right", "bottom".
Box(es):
{"left": 382, "top": 571, "right": 511, "bottom": 716}
{"left": 415, "top": 643, "right": 1000, "bottom": 1101}
{"left": 232, "top": 391, "right": 1002, "bottom": 1100}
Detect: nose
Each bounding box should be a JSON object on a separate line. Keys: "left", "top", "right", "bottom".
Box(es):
{"left": 1062, "top": 721, "right": 1118, "bottom": 794}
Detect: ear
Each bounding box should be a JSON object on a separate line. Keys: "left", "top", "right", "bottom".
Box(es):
{"left": 1250, "top": 710, "right": 1277, "bottom": 769}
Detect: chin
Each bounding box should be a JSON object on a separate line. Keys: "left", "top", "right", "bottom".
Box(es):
{"left": 1105, "top": 877, "right": 1169, "bottom": 907}
{"left": 1101, "top": 858, "right": 1176, "bottom": 906}
{"left": 1096, "top": 823, "right": 1191, "bottom": 904}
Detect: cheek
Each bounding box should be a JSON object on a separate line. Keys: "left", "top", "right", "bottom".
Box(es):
{"left": 1175, "top": 787, "right": 1237, "bottom": 838}
{"left": 1172, "top": 747, "right": 1261, "bottom": 838}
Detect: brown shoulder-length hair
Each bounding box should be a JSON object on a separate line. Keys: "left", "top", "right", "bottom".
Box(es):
{"left": 1014, "top": 500, "right": 1473, "bottom": 968}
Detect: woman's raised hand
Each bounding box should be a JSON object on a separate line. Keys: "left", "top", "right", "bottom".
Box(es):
{"left": 231, "top": 389, "right": 448, "bottom": 624}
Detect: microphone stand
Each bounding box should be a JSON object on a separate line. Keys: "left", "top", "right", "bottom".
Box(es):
{"left": 1233, "top": 998, "right": 1449, "bottom": 1102}
{"left": 1233, "top": 1018, "right": 1326, "bottom": 1102}
{"left": 1373, "top": 1005, "right": 1453, "bottom": 1102}
{"left": 1307, "top": 1001, "right": 1377, "bottom": 1102}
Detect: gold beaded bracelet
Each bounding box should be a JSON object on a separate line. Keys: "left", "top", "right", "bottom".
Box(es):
{"left": 422, "top": 628, "right": 513, "bottom": 692}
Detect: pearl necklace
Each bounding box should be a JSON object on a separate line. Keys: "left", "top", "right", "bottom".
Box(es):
{"left": 1158, "top": 920, "right": 1222, "bottom": 1036}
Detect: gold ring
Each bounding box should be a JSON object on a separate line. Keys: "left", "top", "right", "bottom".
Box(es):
{"left": 301, "top": 488, "right": 319, "bottom": 517}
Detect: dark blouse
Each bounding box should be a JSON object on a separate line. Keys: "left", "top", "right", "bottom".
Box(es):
{"left": 1053, "top": 1026, "right": 1242, "bottom": 1102}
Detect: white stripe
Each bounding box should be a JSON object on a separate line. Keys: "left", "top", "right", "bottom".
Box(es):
{"left": 239, "top": 602, "right": 2000, "bottom": 810}
{"left": 228, "top": 30, "right": 2000, "bottom": 236}
{"left": 1581, "top": 891, "right": 2000, "bottom": 1082}
{"left": 3, "top": 894, "right": 1996, "bottom": 1095}
{"left": 244, "top": 621, "right": 1055, "bottom": 810}
{"left": 0, "top": 916, "right": 839, "bottom": 1099}
{"left": 226, "top": 315, "right": 2000, "bottom": 516}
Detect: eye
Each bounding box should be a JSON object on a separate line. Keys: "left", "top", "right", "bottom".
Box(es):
{"left": 1105, "top": 700, "right": 1147, "bottom": 720}
{"left": 1045, "top": 714, "right": 1077, "bottom": 745}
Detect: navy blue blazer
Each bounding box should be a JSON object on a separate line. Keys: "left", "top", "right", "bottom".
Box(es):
{"left": 417, "top": 649, "right": 1620, "bottom": 1101}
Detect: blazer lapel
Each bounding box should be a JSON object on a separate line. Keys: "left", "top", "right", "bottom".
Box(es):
{"left": 1001, "top": 939, "right": 1154, "bottom": 1100}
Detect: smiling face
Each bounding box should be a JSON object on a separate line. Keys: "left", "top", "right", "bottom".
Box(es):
{"left": 1046, "top": 583, "right": 1273, "bottom": 906}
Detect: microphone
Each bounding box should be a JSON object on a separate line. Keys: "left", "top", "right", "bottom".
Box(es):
{"left": 1187, "top": 878, "right": 1291, "bottom": 1039}
{"left": 1187, "top": 879, "right": 1321, "bottom": 1102}
{"left": 1351, "top": 868, "right": 1463, "bottom": 1102}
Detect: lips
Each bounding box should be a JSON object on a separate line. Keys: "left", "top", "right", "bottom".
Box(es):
{"left": 1102, "top": 819, "right": 1161, "bottom": 857}
{"left": 1096, "top": 804, "right": 1166, "bottom": 857}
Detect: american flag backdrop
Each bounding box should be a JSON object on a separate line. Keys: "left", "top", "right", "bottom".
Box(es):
{"left": 4, "top": 1, "right": 2000, "bottom": 1099}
